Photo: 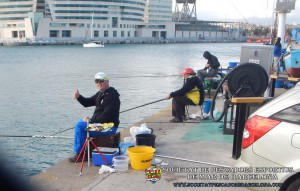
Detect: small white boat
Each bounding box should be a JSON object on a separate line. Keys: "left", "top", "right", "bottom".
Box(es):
{"left": 83, "top": 12, "right": 104, "bottom": 48}
{"left": 83, "top": 41, "right": 104, "bottom": 48}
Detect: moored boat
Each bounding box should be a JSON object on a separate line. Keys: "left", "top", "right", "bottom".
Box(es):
{"left": 283, "top": 28, "right": 300, "bottom": 78}
{"left": 83, "top": 12, "right": 105, "bottom": 48}
{"left": 83, "top": 41, "right": 104, "bottom": 48}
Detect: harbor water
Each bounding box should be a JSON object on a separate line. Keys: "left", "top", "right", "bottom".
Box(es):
{"left": 0, "top": 43, "right": 243, "bottom": 178}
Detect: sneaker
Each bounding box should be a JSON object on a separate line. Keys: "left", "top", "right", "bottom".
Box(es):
{"left": 68, "top": 154, "right": 88, "bottom": 163}
{"left": 169, "top": 117, "right": 183, "bottom": 123}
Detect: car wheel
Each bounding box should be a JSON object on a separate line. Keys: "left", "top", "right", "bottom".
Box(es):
{"left": 286, "top": 178, "right": 300, "bottom": 191}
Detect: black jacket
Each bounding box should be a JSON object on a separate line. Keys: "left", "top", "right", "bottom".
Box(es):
{"left": 203, "top": 51, "right": 220, "bottom": 69}
{"left": 170, "top": 76, "right": 205, "bottom": 106}
{"left": 77, "top": 87, "right": 120, "bottom": 127}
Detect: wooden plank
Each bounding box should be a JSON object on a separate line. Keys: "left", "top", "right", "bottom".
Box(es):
{"left": 231, "top": 97, "right": 266, "bottom": 104}
{"left": 269, "top": 75, "right": 299, "bottom": 82}
{"left": 287, "top": 77, "right": 300, "bottom": 82}
{"left": 270, "top": 75, "right": 278, "bottom": 79}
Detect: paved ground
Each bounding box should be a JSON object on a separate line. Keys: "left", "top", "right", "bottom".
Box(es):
{"left": 30, "top": 91, "right": 256, "bottom": 191}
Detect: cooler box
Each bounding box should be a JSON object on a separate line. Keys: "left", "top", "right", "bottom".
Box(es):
{"left": 92, "top": 147, "right": 119, "bottom": 166}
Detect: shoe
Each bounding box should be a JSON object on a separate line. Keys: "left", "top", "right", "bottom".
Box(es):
{"left": 68, "top": 154, "right": 88, "bottom": 163}
{"left": 169, "top": 117, "right": 183, "bottom": 123}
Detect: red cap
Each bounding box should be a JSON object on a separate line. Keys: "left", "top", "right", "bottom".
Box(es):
{"left": 181, "top": 68, "right": 195, "bottom": 75}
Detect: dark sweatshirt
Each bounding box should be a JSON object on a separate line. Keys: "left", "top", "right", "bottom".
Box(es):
{"left": 203, "top": 51, "right": 220, "bottom": 69}
{"left": 77, "top": 87, "right": 120, "bottom": 127}
{"left": 170, "top": 76, "right": 205, "bottom": 106}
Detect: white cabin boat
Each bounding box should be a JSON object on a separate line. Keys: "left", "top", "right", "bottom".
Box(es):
{"left": 83, "top": 41, "right": 104, "bottom": 48}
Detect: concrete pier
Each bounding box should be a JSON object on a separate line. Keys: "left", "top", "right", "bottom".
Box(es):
{"left": 29, "top": 76, "right": 293, "bottom": 191}
{"left": 30, "top": 93, "right": 253, "bottom": 191}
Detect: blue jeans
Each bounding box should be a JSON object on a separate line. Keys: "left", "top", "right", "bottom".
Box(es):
{"left": 73, "top": 119, "right": 118, "bottom": 154}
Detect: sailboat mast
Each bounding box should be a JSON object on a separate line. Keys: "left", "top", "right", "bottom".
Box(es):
{"left": 91, "top": 12, "right": 94, "bottom": 40}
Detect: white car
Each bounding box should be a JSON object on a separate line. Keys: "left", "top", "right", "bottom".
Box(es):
{"left": 234, "top": 81, "right": 300, "bottom": 191}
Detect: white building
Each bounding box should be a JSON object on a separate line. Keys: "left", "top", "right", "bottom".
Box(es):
{"left": 0, "top": 0, "right": 174, "bottom": 41}
{"left": 0, "top": 0, "right": 242, "bottom": 42}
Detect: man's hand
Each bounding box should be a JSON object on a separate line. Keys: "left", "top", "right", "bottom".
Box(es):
{"left": 73, "top": 89, "right": 80, "bottom": 99}
{"left": 83, "top": 117, "right": 89, "bottom": 122}
{"left": 165, "top": 94, "right": 171, "bottom": 100}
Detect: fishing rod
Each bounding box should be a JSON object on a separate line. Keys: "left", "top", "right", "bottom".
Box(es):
{"left": 114, "top": 75, "right": 180, "bottom": 79}
{"left": 155, "top": 154, "right": 230, "bottom": 168}
{"left": 120, "top": 98, "right": 165, "bottom": 113}
{"left": 119, "top": 87, "right": 205, "bottom": 114}
{"left": 14, "top": 99, "right": 166, "bottom": 146}
{"left": 144, "top": 121, "right": 222, "bottom": 124}
{"left": 0, "top": 135, "right": 73, "bottom": 139}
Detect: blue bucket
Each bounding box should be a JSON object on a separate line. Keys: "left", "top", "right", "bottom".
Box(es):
{"left": 203, "top": 100, "right": 212, "bottom": 114}
{"left": 228, "top": 61, "right": 238, "bottom": 68}
{"left": 275, "top": 80, "right": 284, "bottom": 88}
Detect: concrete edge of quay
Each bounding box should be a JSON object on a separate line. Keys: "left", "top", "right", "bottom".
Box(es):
{"left": 0, "top": 39, "right": 245, "bottom": 46}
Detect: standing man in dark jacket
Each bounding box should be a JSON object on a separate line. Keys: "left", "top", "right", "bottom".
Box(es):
{"left": 165, "top": 68, "right": 205, "bottom": 122}
{"left": 69, "top": 72, "right": 120, "bottom": 162}
{"left": 273, "top": 37, "right": 282, "bottom": 75}
{"left": 197, "top": 51, "right": 220, "bottom": 81}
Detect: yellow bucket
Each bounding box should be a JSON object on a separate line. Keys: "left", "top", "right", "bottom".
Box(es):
{"left": 127, "top": 146, "right": 155, "bottom": 170}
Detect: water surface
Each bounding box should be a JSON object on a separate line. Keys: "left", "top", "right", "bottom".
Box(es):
{"left": 0, "top": 43, "right": 243, "bottom": 177}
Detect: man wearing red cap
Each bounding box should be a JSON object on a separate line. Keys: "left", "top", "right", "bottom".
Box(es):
{"left": 165, "top": 68, "right": 205, "bottom": 122}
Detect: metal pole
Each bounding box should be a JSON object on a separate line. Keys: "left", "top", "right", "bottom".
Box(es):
{"left": 155, "top": 154, "right": 230, "bottom": 168}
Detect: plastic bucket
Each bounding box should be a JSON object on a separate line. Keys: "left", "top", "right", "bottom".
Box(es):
{"left": 112, "top": 156, "right": 129, "bottom": 172}
{"left": 135, "top": 134, "right": 156, "bottom": 148}
{"left": 124, "top": 136, "right": 135, "bottom": 145}
{"left": 203, "top": 100, "right": 212, "bottom": 114}
{"left": 127, "top": 146, "right": 155, "bottom": 170}
{"left": 228, "top": 61, "right": 238, "bottom": 68}
{"left": 119, "top": 142, "right": 134, "bottom": 154}
{"left": 275, "top": 80, "right": 284, "bottom": 88}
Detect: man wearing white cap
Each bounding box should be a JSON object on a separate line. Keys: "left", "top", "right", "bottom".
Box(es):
{"left": 69, "top": 72, "right": 120, "bottom": 162}
{"left": 165, "top": 68, "right": 204, "bottom": 122}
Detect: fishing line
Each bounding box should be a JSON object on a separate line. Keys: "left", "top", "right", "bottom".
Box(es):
{"left": 229, "top": 0, "right": 265, "bottom": 42}
{"left": 209, "top": 44, "right": 241, "bottom": 54}
{"left": 18, "top": 126, "right": 74, "bottom": 148}
{"left": 0, "top": 135, "right": 73, "bottom": 139}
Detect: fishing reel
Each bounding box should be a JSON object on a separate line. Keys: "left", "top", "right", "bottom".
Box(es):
{"left": 210, "top": 62, "right": 269, "bottom": 122}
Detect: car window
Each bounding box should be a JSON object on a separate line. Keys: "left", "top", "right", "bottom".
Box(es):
{"left": 271, "top": 104, "right": 300, "bottom": 124}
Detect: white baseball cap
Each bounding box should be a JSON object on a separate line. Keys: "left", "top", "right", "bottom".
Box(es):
{"left": 95, "top": 72, "right": 108, "bottom": 80}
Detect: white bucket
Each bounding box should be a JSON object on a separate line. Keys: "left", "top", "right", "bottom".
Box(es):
{"left": 112, "top": 156, "right": 129, "bottom": 172}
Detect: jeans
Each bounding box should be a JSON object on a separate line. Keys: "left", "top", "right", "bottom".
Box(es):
{"left": 273, "top": 56, "right": 280, "bottom": 75}
{"left": 197, "top": 68, "right": 219, "bottom": 81}
{"left": 73, "top": 119, "right": 118, "bottom": 154}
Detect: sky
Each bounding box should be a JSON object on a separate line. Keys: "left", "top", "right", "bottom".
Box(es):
{"left": 174, "top": 0, "right": 300, "bottom": 25}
